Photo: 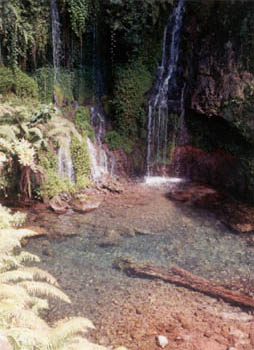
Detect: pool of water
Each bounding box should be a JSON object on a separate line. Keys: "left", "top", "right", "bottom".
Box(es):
{"left": 26, "top": 183, "right": 254, "bottom": 345}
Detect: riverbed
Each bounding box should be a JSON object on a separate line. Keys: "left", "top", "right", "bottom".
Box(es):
{"left": 26, "top": 181, "right": 254, "bottom": 350}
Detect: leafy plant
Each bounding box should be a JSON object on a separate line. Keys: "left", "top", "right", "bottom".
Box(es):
{"left": 0, "top": 204, "right": 105, "bottom": 350}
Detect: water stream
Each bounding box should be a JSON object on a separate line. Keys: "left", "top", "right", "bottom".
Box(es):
{"left": 88, "top": 106, "right": 115, "bottom": 181}
{"left": 146, "top": 0, "right": 185, "bottom": 176}
{"left": 50, "top": 0, "right": 61, "bottom": 86}
{"left": 57, "top": 139, "right": 75, "bottom": 182}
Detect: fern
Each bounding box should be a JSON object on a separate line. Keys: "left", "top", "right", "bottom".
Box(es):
{"left": 49, "top": 318, "right": 95, "bottom": 350}
{"left": 0, "top": 205, "right": 106, "bottom": 350}
{"left": 16, "top": 251, "right": 40, "bottom": 264}
{"left": 19, "top": 281, "right": 71, "bottom": 303}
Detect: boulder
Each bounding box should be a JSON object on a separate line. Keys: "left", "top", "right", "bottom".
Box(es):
{"left": 70, "top": 197, "right": 102, "bottom": 213}
{"left": 49, "top": 195, "right": 70, "bottom": 214}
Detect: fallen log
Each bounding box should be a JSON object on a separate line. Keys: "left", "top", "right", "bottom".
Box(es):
{"left": 114, "top": 258, "right": 254, "bottom": 308}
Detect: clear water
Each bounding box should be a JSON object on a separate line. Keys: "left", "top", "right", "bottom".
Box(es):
{"left": 27, "top": 183, "right": 254, "bottom": 319}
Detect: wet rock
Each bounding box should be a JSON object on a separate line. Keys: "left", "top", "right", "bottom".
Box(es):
{"left": 124, "top": 227, "right": 135, "bottom": 237}
{"left": 167, "top": 182, "right": 254, "bottom": 234}
{"left": 49, "top": 195, "right": 70, "bottom": 214}
{"left": 70, "top": 197, "right": 102, "bottom": 213}
{"left": 42, "top": 246, "right": 54, "bottom": 257}
{"left": 156, "top": 335, "right": 169, "bottom": 348}
{"left": 0, "top": 334, "right": 13, "bottom": 350}
{"left": 98, "top": 229, "right": 122, "bottom": 247}
{"left": 101, "top": 177, "right": 124, "bottom": 193}
{"left": 134, "top": 228, "right": 154, "bottom": 235}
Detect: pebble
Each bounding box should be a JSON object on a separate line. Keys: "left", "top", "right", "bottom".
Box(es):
{"left": 156, "top": 335, "right": 169, "bottom": 348}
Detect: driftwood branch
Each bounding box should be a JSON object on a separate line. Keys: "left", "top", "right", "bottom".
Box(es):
{"left": 114, "top": 258, "right": 254, "bottom": 308}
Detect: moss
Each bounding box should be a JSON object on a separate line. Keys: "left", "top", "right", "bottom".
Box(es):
{"left": 111, "top": 59, "right": 152, "bottom": 139}
{"left": 73, "top": 106, "right": 95, "bottom": 140}
{"left": 0, "top": 67, "right": 38, "bottom": 98}
{"left": 71, "top": 137, "right": 91, "bottom": 189}
{"left": 34, "top": 66, "right": 74, "bottom": 104}
{"left": 105, "top": 130, "right": 134, "bottom": 154}
{"left": 38, "top": 149, "right": 75, "bottom": 200}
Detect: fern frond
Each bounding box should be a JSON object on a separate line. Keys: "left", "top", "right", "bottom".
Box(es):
{"left": 28, "top": 126, "right": 43, "bottom": 140}
{"left": 19, "top": 267, "right": 58, "bottom": 286}
{"left": 0, "top": 269, "right": 35, "bottom": 283}
{"left": 20, "top": 122, "right": 29, "bottom": 136}
{"left": 0, "top": 125, "right": 19, "bottom": 141}
{"left": 1, "top": 228, "right": 41, "bottom": 242}
{"left": 0, "top": 266, "right": 55, "bottom": 284}
{"left": 60, "top": 338, "right": 107, "bottom": 350}
{"left": 16, "top": 251, "right": 40, "bottom": 264}
{"left": 19, "top": 281, "right": 71, "bottom": 303}
{"left": 0, "top": 235, "right": 21, "bottom": 255}
{"left": 50, "top": 318, "right": 95, "bottom": 349}
{"left": 30, "top": 297, "right": 49, "bottom": 313}
{"left": 0, "top": 283, "right": 30, "bottom": 301}
{"left": 0, "top": 301, "right": 49, "bottom": 330}
{"left": 0, "top": 255, "right": 20, "bottom": 271}
{"left": 4, "top": 327, "right": 49, "bottom": 349}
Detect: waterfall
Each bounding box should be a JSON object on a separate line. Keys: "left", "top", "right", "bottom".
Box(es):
{"left": 87, "top": 106, "right": 115, "bottom": 181}
{"left": 57, "top": 139, "right": 75, "bottom": 183}
{"left": 146, "top": 0, "right": 185, "bottom": 176}
{"left": 50, "top": 0, "right": 61, "bottom": 86}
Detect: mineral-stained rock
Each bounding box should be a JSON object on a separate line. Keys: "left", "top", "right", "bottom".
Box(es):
{"left": 70, "top": 197, "right": 102, "bottom": 213}
{"left": 49, "top": 195, "right": 70, "bottom": 214}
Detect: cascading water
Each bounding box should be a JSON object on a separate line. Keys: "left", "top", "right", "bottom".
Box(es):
{"left": 146, "top": 0, "right": 185, "bottom": 177}
{"left": 87, "top": 106, "right": 115, "bottom": 181}
{"left": 50, "top": 0, "right": 61, "bottom": 87}
{"left": 57, "top": 139, "right": 75, "bottom": 183}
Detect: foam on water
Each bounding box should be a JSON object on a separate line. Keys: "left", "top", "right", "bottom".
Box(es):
{"left": 144, "top": 176, "right": 185, "bottom": 186}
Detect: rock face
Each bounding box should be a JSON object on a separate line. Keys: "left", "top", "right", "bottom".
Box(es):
{"left": 174, "top": 2, "right": 254, "bottom": 204}
{"left": 168, "top": 181, "right": 254, "bottom": 233}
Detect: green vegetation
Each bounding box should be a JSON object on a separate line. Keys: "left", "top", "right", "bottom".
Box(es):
{"left": 105, "top": 130, "right": 133, "bottom": 154}
{"left": 111, "top": 60, "right": 152, "bottom": 140}
{"left": 0, "top": 204, "right": 102, "bottom": 350}
{"left": 73, "top": 106, "right": 95, "bottom": 140}
{"left": 71, "top": 137, "right": 91, "bottom": 189}
{"left": 37, "top": 149, "right": 75, "bottom": 200}
{"left": 0, "top": 97, "right": 93, "bottom": 200}
{"left": 0, "top": 67, "right": 38, "bottom": 98}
